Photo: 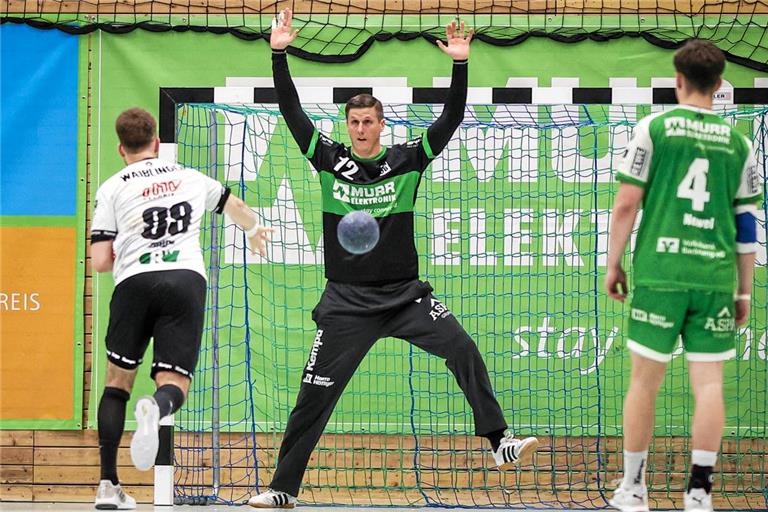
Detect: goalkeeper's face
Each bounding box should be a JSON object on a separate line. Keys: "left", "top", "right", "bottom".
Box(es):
{"left": 346, "top": 107, "right": 385, "bottom": 158}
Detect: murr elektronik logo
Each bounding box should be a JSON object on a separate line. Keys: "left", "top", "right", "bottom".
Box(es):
{"left": 332, "top": 180, "right": 396, "bottom": 205}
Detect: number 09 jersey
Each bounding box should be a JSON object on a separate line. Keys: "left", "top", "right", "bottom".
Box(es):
{"left": 616, "top": 105, "right": 763, "bottom": 293}
{"left": 91, "top": 158, "right": 229, "bottom": 285}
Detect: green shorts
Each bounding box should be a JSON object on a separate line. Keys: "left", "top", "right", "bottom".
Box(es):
{"left": 627, "top": 287, "right": 737, "bottom": 362}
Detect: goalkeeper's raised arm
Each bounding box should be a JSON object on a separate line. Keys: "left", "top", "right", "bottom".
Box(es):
{"left": 270, "top": 8, "right": 314, "bottom": 154}
{"left": 425, "top": 20, "right": 472, "bottom": 157}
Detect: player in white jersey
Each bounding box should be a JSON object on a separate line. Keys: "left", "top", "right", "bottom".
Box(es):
{"left": 90, "top": 108, "right": 272, "bottom": 510}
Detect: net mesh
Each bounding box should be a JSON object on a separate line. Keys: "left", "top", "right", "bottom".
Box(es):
{"left": 2, "top": 1, "right": 768, "bottom": 69}
{"left": 172, "top": 102, "right": 768, "bottom": 509}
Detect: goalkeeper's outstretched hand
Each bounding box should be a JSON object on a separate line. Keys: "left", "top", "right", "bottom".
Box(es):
{"left": 436, "top": 20, "right": 473, "bottom": 61}
{"left": 271, "top": 8, "right": 299, "bottom": 50}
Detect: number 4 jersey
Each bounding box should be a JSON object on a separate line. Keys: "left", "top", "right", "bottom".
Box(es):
{"left": 91, "top": 158, "right": 229, "bottom": 284}
{"left": 617, "top": 105, "right": 763, "bottom": 293}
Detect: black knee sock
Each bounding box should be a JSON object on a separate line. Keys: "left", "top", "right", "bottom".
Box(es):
{"left": 688, "top": 464, "right": 714, "bottom": 493}
{"left": 98, "top": 387, "right": 130, "bottom": 485}
{"left": 484, "top": 428, "right": 506, "bottom": 452}
{"left": 153, "top": 384, "right": 185, "bottom": 418}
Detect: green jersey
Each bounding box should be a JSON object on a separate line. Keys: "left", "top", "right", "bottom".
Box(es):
{"left": 616, "top": 105, "right": 762, "bottom": 293}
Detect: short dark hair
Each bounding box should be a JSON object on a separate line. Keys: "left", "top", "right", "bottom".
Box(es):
{"left": 673, "top": 39, "right": 725, "bottom": 94}
{"left": 116, "top": 108, "right": 157, "bottom": 152}
{"left": 345, "top": 94, "right": 384, "bottom": 120}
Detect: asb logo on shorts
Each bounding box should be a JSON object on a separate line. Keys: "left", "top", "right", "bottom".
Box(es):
{"left": 704, "top": 306, "right": 735, "bottom": 332}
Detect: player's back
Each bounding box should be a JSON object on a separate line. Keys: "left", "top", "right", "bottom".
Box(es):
{"left": 93, "top": 158, "right": 226, "bottom": 285}
{"left": 617, "top": 105, "right": 758, "bottom": 292}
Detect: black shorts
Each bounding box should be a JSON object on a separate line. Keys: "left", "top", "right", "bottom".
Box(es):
{"left": 105, "top": 269, "right": 206, "bottom": 379}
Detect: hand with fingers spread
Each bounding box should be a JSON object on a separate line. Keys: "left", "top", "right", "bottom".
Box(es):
{"left": 436, "top": 20, "right": 474, "bottom": 61}
{"left": 271, "top": 8, "right": 299, "bottom": 50}
{"left": 248, "top": 225, "right": 274, "bottom": 257}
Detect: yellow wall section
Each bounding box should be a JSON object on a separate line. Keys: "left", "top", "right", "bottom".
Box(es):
{"left": 0, "top": 227, "right": 76, "bottom": 420}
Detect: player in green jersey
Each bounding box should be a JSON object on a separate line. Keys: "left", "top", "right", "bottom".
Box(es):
{"left": 605, "top": 40, "right": 762, "bottom": 512}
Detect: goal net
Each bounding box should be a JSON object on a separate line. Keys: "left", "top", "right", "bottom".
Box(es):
{"left": 171, "top": 102, "right": 767, "bottom": 509}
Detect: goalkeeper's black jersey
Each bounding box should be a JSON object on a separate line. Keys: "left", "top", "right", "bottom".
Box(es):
{"left": 272, "top": 50, "right": 467, "bottom": 284}
{"left": 305, "top": 131, "right": 434, "bottom": 283}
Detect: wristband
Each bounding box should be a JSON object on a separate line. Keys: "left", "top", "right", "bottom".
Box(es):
{"left": 735, "top": 294, "right": 751, "bottom": 301}
{"left": 245, "top": 223, "right": 261, "bottom": 237}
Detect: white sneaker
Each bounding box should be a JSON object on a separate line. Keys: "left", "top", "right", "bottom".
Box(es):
{"left": 684, "top": 488, "right": 713, "bottom": 512}
{"left": 94, "top": 480, "right": 136, "bottom": 510}
{"left": 609, "top": 485, "right": 649, "bottom": 512}
{"left": 248, "top": 488, "right": 298, "bottom": 508}
{"left": 130, "top": 396, "right": 160, "bottom": 471}
{"left": 492, "top": 432, "right": 539, "bottom": 470}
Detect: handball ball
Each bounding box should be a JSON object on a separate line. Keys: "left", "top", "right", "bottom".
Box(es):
{"left": 337, "top": 210, "right": 380, "bottom": 255}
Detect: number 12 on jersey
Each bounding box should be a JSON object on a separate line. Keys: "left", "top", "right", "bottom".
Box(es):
{"left": 676, "top": 158, "right": 710, "bottom": 212}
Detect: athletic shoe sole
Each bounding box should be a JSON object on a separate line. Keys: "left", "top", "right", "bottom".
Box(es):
{"left": 608, "top": 499, "right": 650, "bottom": 512}
{"left": 95, "top": 496, "right": 135, "bottom": 510}
{"left": 130, "top": 397, "right": 160, "bottom": 471}
{"left": 248, "top": 502, "right": 296, "bottom": 509}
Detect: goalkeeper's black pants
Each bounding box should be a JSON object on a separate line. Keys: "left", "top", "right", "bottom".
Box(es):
{"left": 269, "top": 279, "right": 508, "bottom": 497}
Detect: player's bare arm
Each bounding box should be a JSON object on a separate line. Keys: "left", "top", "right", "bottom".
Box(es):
{"left": 735, "top": 252, "right": 755, "bottom": 326}
{"left": 223, "top": 194, "right": 273, "bottom": 257}
{"left": 91, "top": 240, "right": 115, "bottom": 272}
{"left": 734, "top": 196, "right": 760, "bottom": 326}
{"left": 606, "top": 183, "right": 644, "bottom": 302}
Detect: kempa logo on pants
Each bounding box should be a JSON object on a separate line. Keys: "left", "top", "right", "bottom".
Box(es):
{"left": 305, "top": 329, "right": 324, "bottom": 372}
{"left": 303, "top": 329, "right": 335, "bottom": 387}
{"left": 332, "top": 180, "right": 396, "bottom": 205}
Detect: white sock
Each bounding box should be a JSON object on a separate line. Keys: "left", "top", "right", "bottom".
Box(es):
{"left": 691, "top": 449, "right": 717, "bottom": 467}
{"left": 622, "top": 450, "right": 648, "bottom": 489}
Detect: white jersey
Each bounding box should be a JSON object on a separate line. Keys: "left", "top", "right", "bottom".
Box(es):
{"left": 91, "top": 158, "right": 229, "bottom": 285}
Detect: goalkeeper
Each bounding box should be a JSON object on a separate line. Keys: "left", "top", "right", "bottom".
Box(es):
{"left": 248, "top": 9, "right": 538, "bottom": 508}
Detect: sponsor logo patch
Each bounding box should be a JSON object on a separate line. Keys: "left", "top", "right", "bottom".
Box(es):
{"left": 656, "top": 237, "right": 680, "bottom": 253}
{"left": 631, "top": 308, "right": 674, "bottom": 329}
{"left": 630, "top": 147, "right": 647, "bottom": 176}
{"left": 332, "top": 180, "right": 396, "bottom": 205}
{"left": 704, "top": 307, "right": 735, "bottom": 332}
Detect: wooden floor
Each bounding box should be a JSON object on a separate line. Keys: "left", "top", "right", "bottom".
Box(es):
{"left": 1, "top": 430, "right": 765, "bottom": 510}
{"left": 0, "top": 505, "right": 628, "bottom": 512}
